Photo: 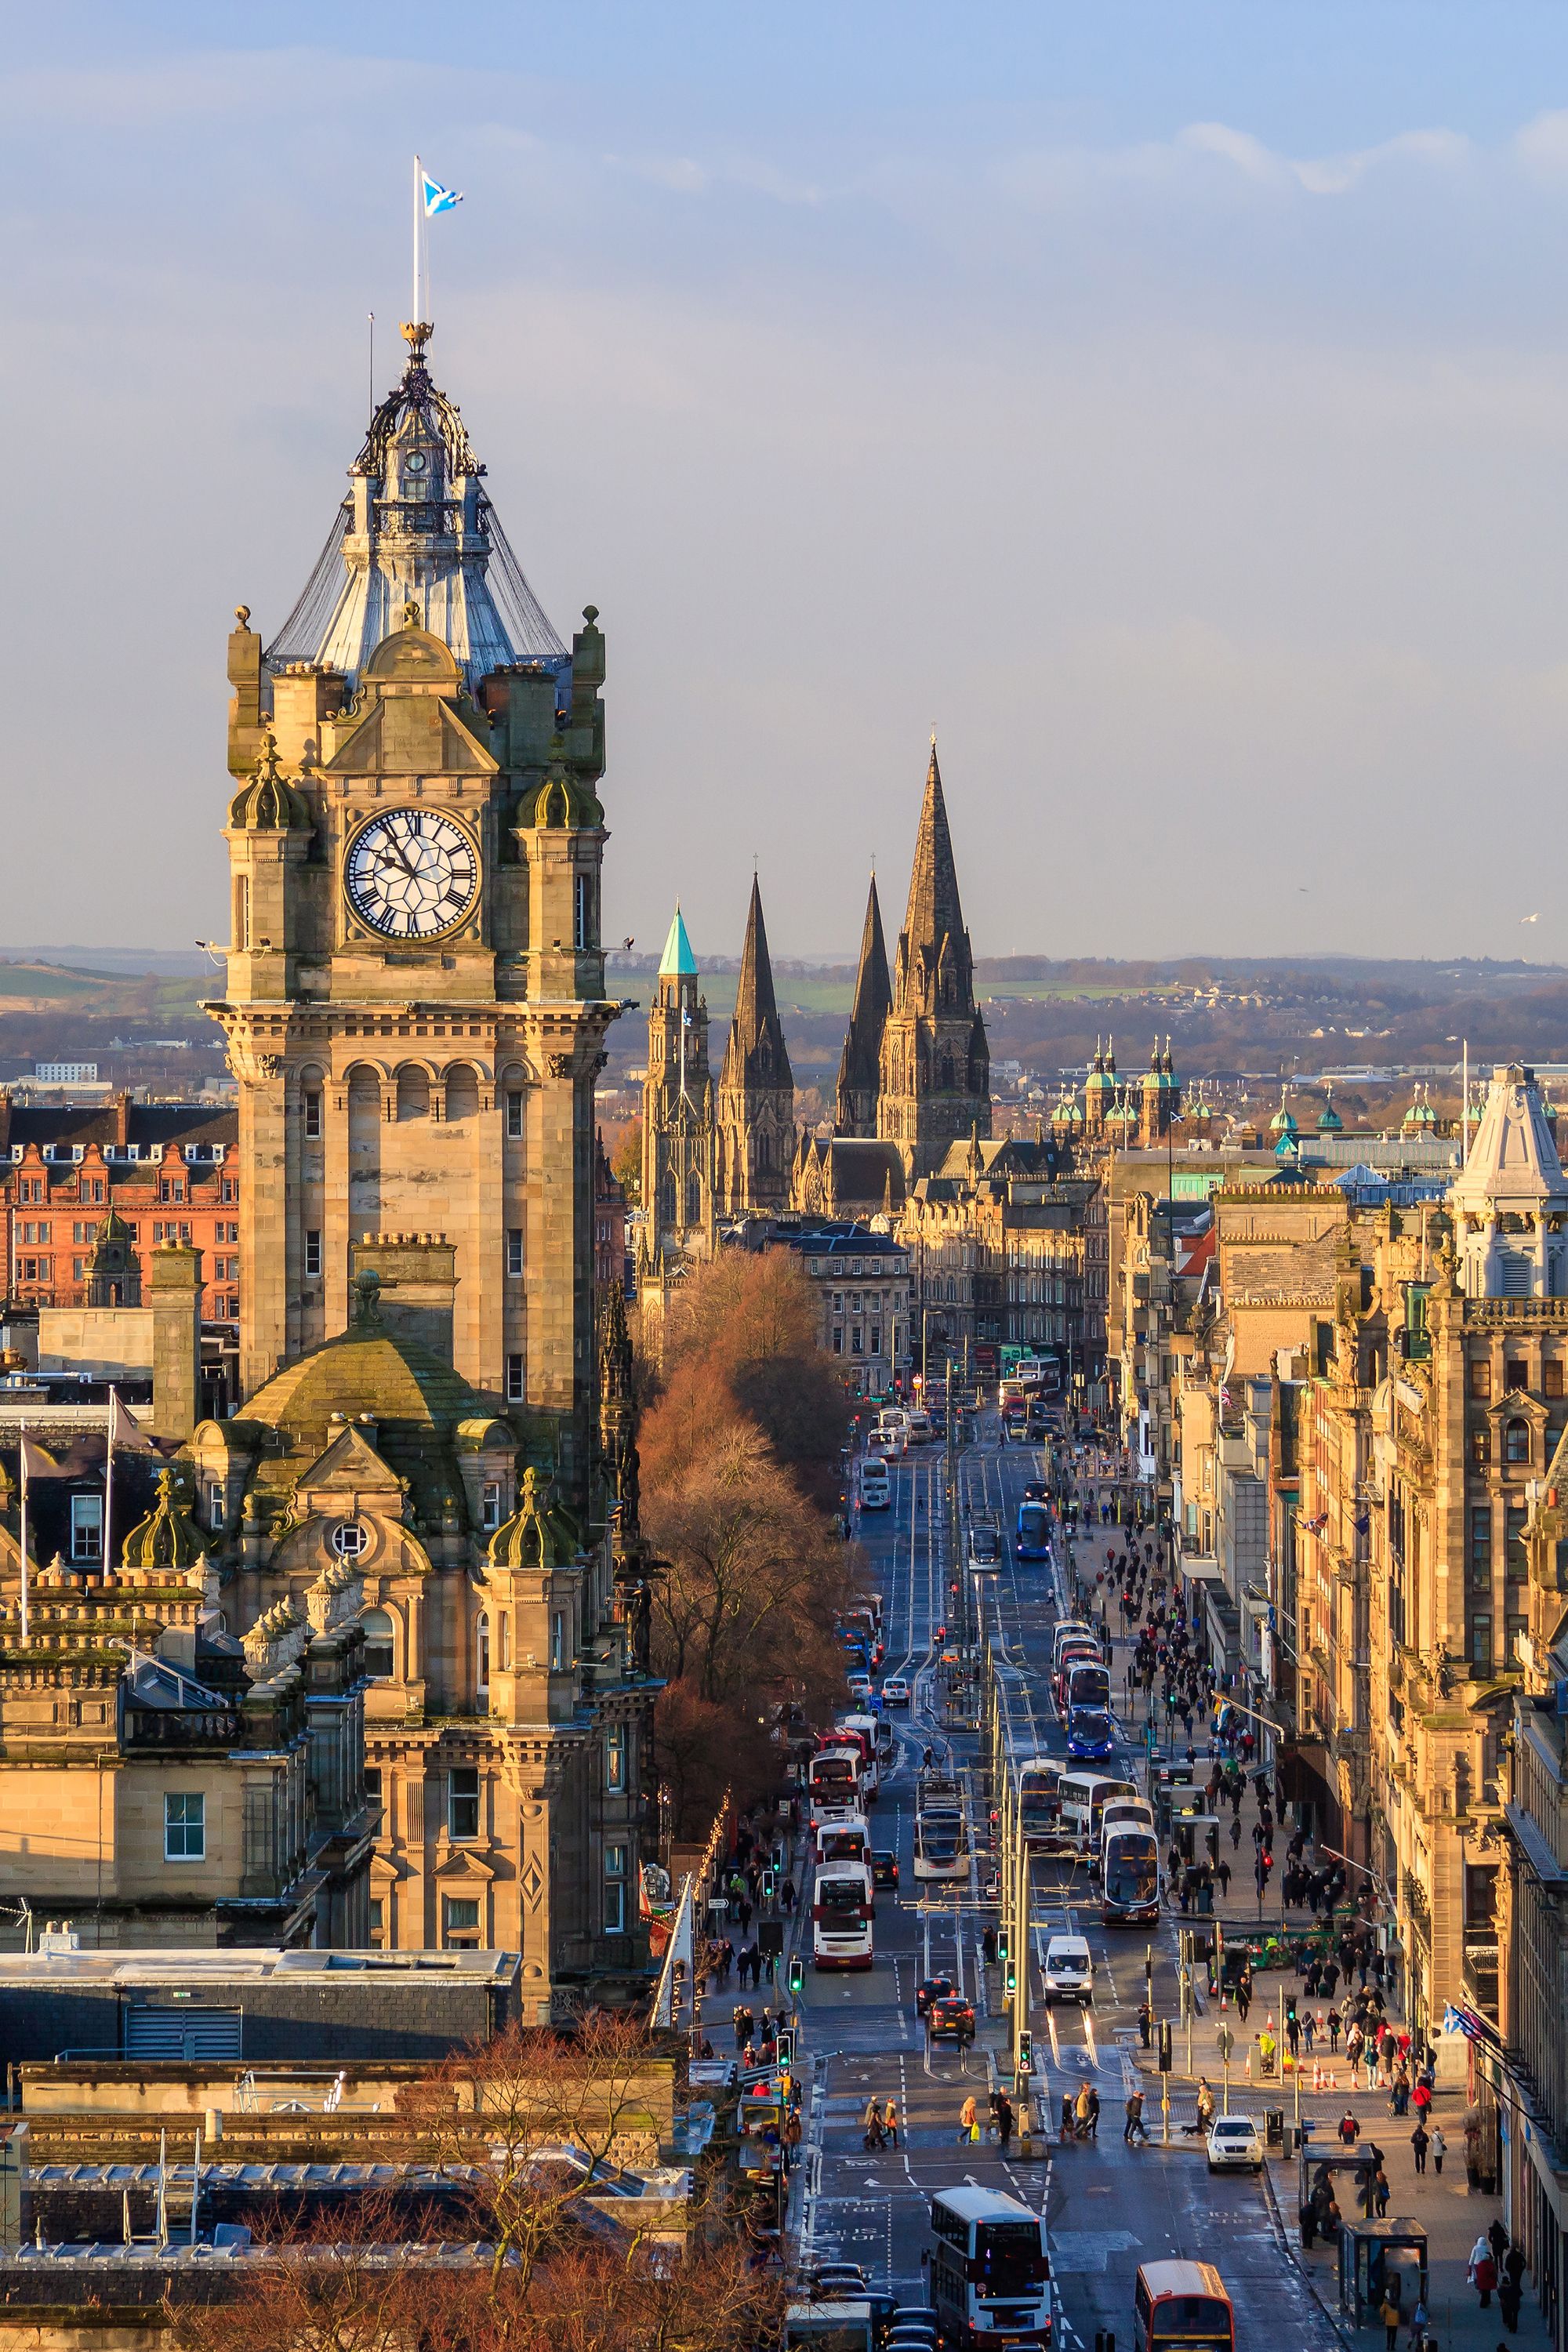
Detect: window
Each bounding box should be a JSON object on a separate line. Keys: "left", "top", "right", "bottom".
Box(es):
{"left": 551, "top": 1611, "right": 566, "bottom": 1671}
{"left": 1549, "top": 1359, "right": 1566, "bottom": 1400}
{"left": 1470, "top": 1425, "right": 1491, "bottom": 1470}
{"left": 303, "top": 1091, "right": 322, "bottom": 1138}
{"left": 330, "top": 1519, "right": 367, "bottom": 1559}
{"left": 448, "top": 1766, "right": 481, "bottom": 1841}
{"left": 1505, "top": 1419, "right": 1531, "bottom": 1466}
{"left": 361, "top": 1609, "right": 394, "bottom": 1679}
{"left": 206, "top": 1483, "right": 226, "bottom": 1530}
{"left": 234, "top": 873, "right": 250, "bottom": 952}
{"left": 1508, "top": 1502, "right": 1528, "bottom": 1581}
{"left": 574, "top": 872, "right": 596, "bottom": 951}
{"left": 364, "top": 1768, "right": 381, "bottom": 1802}
{"left": 165, "top": 1792, "right": 205, "bottom": 1862}
{"left": 1507, "top": 1360, "right": 1529, "bottom": 1392}
{"left": 506, "top": 1353, "right": 524, "bottom": 1402}
{"left": 482, "top": 1480, "right": 503, "bottom": 1532}
{"left": 158, "top": 1178, "right": 185, "bottom": 1204}
{"left": 220, "top": 1177, "right": 238, "bottom": 1204}
{"left": 1470, "top": 1359, "right": 1493, "bottom": 1401}
{"left": 477, "top": 1613, "right": 490, "bottom": 1698}
{"left": 72, "top": 1221, "right": 90, "bottom": 1245}
{"left": 506, "top": 1229, "right": 524, "bottom": 1276}
{"left": 833, "top": 1328, "right": 843, "bottom": 1355}
{"left": 506, "top": 1089, "right": 524, "bottom": 1140}
{"left": 368, "top": 1898, "right": 384, "bottom": 1945}
{"left": 604, "top": 1842, "right": 628, "bottom": 1933}
{"left": 851, "top": 1327, "right": 863, "bottom": 1355}
{"left": 870, "top": 1326, "right": 881, "bottom": 1358}
{"left": 303, "top": 1229, "right": 322, "bottom": 1280}
{"left": 443, "top": 1896, "right": 481, "bottom": 1947}
{"left": 606, "top": 1726, "right": 626, "bottom": 1792}
{"left": 72, "top": 1257, "right": 86, "bottom": 1280}
{"left": 70, "top": 1493, "right": 103, "bottom": 1563}
{"left": 1471, "top": 1615, "right": 1493, "bottom": 1678}
{"left": 1470, "top": 1507, "right": 1493, "bottom": 1590}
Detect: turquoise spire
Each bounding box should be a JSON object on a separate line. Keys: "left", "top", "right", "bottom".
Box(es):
{"left": 659, "top": 904, "right": 698, "bottom": 978}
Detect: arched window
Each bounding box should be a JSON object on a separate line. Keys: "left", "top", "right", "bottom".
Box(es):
{"left": 361, "top": 1609, "right": 394, "bottom": 1679}
{"left": 685, "top": 1172, "right": 702, "bottom": 1226}
{"left": 396, "top": 1065, "right": 430, "bottom": 1122}
{"left": 941, "top": 1054, "right": 955, "bottom": 1090}
{"left": 659, "top": 1175, "right": 675, "bottom": 1222}
{"left": 445, "top": 1063, "right": 480, "bottom": 1120}
{"left": 1505, "top": 1419, "right": 1531, "bottom": 1465}
{"left": 757, "top": 1133, "right": 771, "bottom": 1173}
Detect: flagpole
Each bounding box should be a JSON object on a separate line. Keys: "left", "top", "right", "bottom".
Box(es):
{"left": 16, "top": 1429, "right": 29, "bottom": 1642}
{"left": 103, "top": 1387, "right": 116, "bottom": 1573}
{"left": 412, "top": 154, "right": 422, "bottom": 324}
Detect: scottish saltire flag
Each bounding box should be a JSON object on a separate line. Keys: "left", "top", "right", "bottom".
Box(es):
{"left": 422, "top": 170, "right": 463, "bottom": 217}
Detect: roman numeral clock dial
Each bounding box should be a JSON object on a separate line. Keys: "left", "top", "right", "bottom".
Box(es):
{"left": 344, "top": 808, "right": 479, "bottom": 939}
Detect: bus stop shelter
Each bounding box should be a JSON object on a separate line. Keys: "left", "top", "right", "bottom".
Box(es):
{"left": 1338, "top": 2220, "right": 1426, "bottom": 2326}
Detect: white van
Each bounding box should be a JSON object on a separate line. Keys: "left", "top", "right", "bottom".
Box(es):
{"left": 1042, "top": 1933, "right": 1094, "bottom": 2004}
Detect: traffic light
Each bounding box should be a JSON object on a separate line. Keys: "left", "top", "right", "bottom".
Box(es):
{"left": 1157, "top": 2020, "right": 1173, "bottom": 2074}
{"left": 776, "top": 2027, "right": 795, "bottom": 2069}
{"left": 1284, "top": 1992, "right": 1297, "bottom": 2026}
{"left": 997, "top": 1926, "right": 1009, "bottom": 1963}
{"left": 788, "top": 1953, "right": 805, "bottom": 1996}
{"left": 761, "top": 1868, "right": 776, "bottom": 1903}
{"left": 1017, "top": 2029, "right": 1034, "bottom": 2075}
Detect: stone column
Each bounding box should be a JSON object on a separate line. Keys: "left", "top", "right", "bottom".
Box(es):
{"left": 150, "top": 1243, "right": 205, "bottom": 1440}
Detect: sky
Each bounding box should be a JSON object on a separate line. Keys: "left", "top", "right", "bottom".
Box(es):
{"left": 10, "top": 2, "right": 1568, "bottom": 964}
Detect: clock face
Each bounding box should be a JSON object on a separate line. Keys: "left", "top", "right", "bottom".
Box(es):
{"left": 344, "top": 808, "right": 479, "bottom": 939}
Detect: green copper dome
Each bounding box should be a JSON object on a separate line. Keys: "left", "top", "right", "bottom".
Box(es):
{"left": 487, "top": 1465, "right": 582, "bottom": 1573}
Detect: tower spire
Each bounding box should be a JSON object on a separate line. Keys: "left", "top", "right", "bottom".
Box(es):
{"left": 716, "top": 877, "right": 795, "bottom": 1214}
{"left": 836, "top": 874, "right": 891, "bottom": 1138}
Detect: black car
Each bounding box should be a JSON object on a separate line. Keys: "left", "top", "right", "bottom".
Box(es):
{"left": 871, "top": 1849, "right": 899, "bottom": 1889}
{"left": 927, "top": 1993, "right": 977, "bottom": 2044}
{"left": 914, "top": 1973, "right": 955, "bottom": 2017}
{"left": 1023, "top": 1479, "right": 1047, "bottom": 1501}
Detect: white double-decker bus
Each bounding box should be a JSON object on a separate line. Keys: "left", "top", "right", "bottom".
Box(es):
{"left": 813, "top": 1860, "right": 873, "bottom": 1969}
{"left": 929, "top": 2186, "right": 1054, "bottom": 2347}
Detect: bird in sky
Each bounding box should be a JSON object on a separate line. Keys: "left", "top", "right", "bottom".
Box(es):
{"left": 1522, "top": 912, "right": 1540, "bottom": 924}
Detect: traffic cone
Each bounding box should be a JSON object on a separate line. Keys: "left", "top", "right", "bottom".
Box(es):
{"left": 1244, "top": 2050, "right": 1252, "bottom": 2082}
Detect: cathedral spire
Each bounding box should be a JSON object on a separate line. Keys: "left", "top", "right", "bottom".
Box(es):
{"left": 716, "top": 877, "right": 795, "bottom": 1214}
{"left": 898, "top": 740, "right": 971, "bottom": 1000}
{"left": 836, "top": 874, "right": 891, "bottom": 1138}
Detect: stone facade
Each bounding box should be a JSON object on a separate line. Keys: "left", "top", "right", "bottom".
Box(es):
{"left": 641, "top": 906, "right": 713, "bottom": 1261}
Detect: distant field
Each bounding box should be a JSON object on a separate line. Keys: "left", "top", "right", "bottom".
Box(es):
{"left": 0, "top": 962, "right": 118, "bottom": 1000}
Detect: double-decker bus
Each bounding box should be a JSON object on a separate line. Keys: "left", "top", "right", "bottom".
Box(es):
{"left": 816, "top": 1813, "right": 870, "bottom": 1871}
{"left": 1059, "top": 1771, "right": 1138, "bottom": 1857}
{"left": 812, "top": 1860, "right": 874, "bottom": 1970}
{"left": 1133, "top": 2261, "right": 1233, "bottom": 2352}
{"left": 1016, "top": 1499, "right": 1051, "bottom": 1560}
{"left": 808, "top": 1746, "right": 862, "bottom": 1824}
{"left": 1102, "top": 1824, "right": 1161, "bottom": 1924}
{"left": 929, "top": 2186, "right": 1053, "bottom": 2347}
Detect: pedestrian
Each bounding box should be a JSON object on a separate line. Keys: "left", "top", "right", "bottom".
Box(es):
{"left": 782, "top": 2110, "right": 803, "bottom": 2172}
{"left": 1086, "top": 2085, "right": 1101, "bottom": 2140}
{"left": 1338, "top": 2110, "right": 1361, "bottom": 2149}
{"left": 1429, "top": 2124, "right": 1446, "bottom": 2176}
{"left": 1470, "top": 2235, "right": 1497, "bottom": 2310}
{"left": 1138, "top": 1998, "right": 1152, "bottom": 2050}
{"left": 1124, "top": 2090, "right": 1146, "bottom": 2145}
{"left": 996, "top": 2092, "right": 1014, "bottom": 2153}
{"left": 883, "top": 2097, "right": 900, "bottom": 2148}
{"left": 1061, "top": 2091, "right": 1076, "bottom": 2142}
{"left": 862, "top": 2096, "right": 886, "bottom": 2151}
{"left": 1327, "top": 2006, "right": 1341, "bottom": 2053}
{"left": 1236, "top": 1978, "right": 1252, "bottom": 2025}
{"left": 1489, "top": 2219, "right": 1509, "bottom": 2269}
{"left": 1076, "top": 2082, "right": 1094, "bottom": 2140}
{"left": 1410, "top": 2122, "right": 1430, "bottom": 2176}
{"left": 1380, "top": 2280, "right": 1403, "bottom": 2352}
{"left": 1374, "top": 2163, "right": 1391, "bottom": 2218}
{"left": 959, "top": 2093, "right": 979, "bottom": 2145}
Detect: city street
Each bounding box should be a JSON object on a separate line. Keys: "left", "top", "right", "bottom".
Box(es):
{"left": 784, "top": 1418, "right": 1343, "bottom": 2348}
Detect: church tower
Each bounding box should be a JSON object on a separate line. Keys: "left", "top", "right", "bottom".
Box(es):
{"left": 877, "top": 743, "right": 990, "bottom": 1180}
{"left": 835, "top": 876, "right": 891, "bottom": 1138}
{"left": 641, "top": 906, "right": 714, "bottom": 1254}
{"left": 715, "top": 879, "right": 796, "bottom": 1214}
{"left": 215, "top": 321, "right": 614, "bottom": 1504}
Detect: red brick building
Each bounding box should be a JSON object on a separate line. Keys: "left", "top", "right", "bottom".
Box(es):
{"left": 2, "top": 1095, "right": 240, "bottom": 1327}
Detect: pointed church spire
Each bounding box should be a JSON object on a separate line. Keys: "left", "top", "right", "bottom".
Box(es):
{"left": 731, "top": 876, "right": 782, "bottom": 1049}
{"left": 715, "top": 877, "right": 795, "bottom": 1212}
{"left": 836, "top": 875, "right": 892, "bottom": 1138}
{"left": 899, "top": 739, "right": 969, "bottom": 993}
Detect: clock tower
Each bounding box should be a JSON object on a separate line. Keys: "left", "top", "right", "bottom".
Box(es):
{"left": 216, "top": 322, "right": 614, "bottom": 1500}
